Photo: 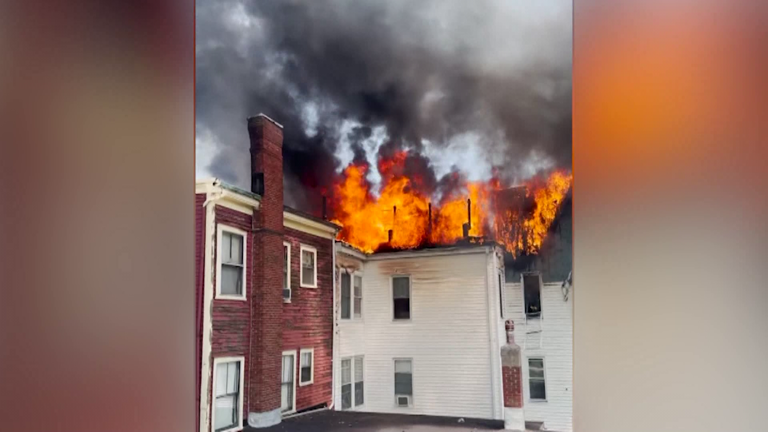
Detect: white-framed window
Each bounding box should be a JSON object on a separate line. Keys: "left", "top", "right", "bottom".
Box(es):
{"left": 212, "top": 356, "right": 244, "bottom": 432}
{"left": 341, "top": 355, "right": 364, "bottom": 409}
{"left": 300, "top": 245, "right": 317, "bottom": 288}
{"left": 392, "top": 275, "right": 411, "bottom": 320}
{"left": 299, "top": 348, "right": 314, "bottom": 386}
{"left": 394, "top": 358, "right": 413, "bottom": 407}
{"left": 281, "top": 351, "right": 297, "bottom": 413}
{"left": 523, "top": 272, "right": 542, "bottom": 318}
{"left": 341, "top": 272, "right": 363, "bottom": 320}
{"left": 528, "top": 357, "right": 547, "bottom": 401}
{"left": 216, "top": 225, "right": 247, "bottom": 300}
{"left": 283, "top": 242, "right": 291, "bottom": 302}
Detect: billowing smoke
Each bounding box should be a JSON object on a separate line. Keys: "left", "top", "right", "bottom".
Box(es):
{"left": 196, "top": 0, "right": 572, "bottom": 212}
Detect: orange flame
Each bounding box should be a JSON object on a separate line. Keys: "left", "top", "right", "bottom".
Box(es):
{"left": 330, "top": 151, "right": 572, "bottom": 255}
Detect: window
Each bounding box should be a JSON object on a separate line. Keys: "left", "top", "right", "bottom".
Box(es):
{"left": 281, "top": 352, "right": 296, "bottom": 413}
{"left": 299, "top": 348, "right": 314, "bottom": 386}
{"left": 341, "top": 358, "right": 352, "bottom": 409}
{"left": 354, "top": 275, "right": 363, "bottom": 318}
{"left": 341, "top": 273, "right": 362, "bottom": 320}
{"left": 212, "top": 357, "right": 244, "bottom": 432}
{"left": 392, "top": 276, "right": 411, "bottom": 320}
{"left": 300, "top": 245, "right": 317, "bottom": 288}
{"left": 283, "top": 242, "right": 291, "bottom": 301}
{"left": 523, "top": 273, "right": 542, "bottom": 318}
{"left": 341, "top": 356, "right": 365, "bottom": 409}
{"left": 217, "top": 226, "right": 246, "bottom": 300}
{"left": 394, "top": 358, "right": 413, "bottom": 406}
{"left": 498, "top": 272, "right": 506, "bottom": 318}
{"left": 528, "top": 358, "right": 547, "bottom": 401}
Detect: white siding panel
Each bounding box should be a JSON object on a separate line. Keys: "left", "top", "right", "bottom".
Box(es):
{"left": 338, "top": 251, "right": 498, "bottom": 420}
{"left": 506, "top": 282, "right": 573, "bottom": 432}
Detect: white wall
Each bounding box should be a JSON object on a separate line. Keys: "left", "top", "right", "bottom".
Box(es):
{"left": 336, "top": 249, "right": 503, "bottom": 420}
{"left": 506, "top": 281, "right": 573, "bottom": 432}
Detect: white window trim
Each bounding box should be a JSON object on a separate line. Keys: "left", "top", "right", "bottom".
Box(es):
{"left": 393, "top": 357, "right": 414, "bottom": 407}
{"left": 211, "top": 356, "right": 245, "bottom": 432}
{"left": 341, "top": 355, "right": 365, "bottom": 410}
{"left": 282, "top": 350, "right": 298, "bottom": 415}
{"left": 299, "top": 244, "right": 318, "bottom": 288}
{"left": 216, "top": 225, "right": 247, "bottom": 301}
{"left": 283, "top": 242, "right": 291, "bottom": 303}
{"left": 340, "top": 271, "right": 364, "bottom": 321}
{"left": 390, "top": 275, "right": 412, "bottom": 322}
{"left": 299, "top": 348, "right": 314, "bottom": 386}
{"left": 527, "top": 356, "right": 548, "bottom": 403}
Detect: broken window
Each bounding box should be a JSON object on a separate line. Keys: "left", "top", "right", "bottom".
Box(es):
{"left": 523, "top": 273, "right": 542, "bottom": 318}
{"left": 392, "top": 276, "right": 411, "bottom": 320}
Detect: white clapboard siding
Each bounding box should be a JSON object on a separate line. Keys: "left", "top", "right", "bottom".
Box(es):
{"left": 506, "top": 281, "right": 573, "bottom": 432}
{"left": 337, "top": 249, "right": 502, "bottom": 420}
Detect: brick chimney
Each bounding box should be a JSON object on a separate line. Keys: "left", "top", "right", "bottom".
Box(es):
{"left": 246, "top": 114, "right": 284, "bottom": 428}
{"left": 501, "top": 319, "right": 525, "bottom": 431}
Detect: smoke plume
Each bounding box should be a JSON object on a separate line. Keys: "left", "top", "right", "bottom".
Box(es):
{"left": 196, "top": 0, "right": 572, "bottom": 212}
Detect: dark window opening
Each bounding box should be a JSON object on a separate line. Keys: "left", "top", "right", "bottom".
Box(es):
{"left": 341, "top": 273, "right": 351, "bottom": 319}
{"left": 393, "top": 276, "right": 411, "bottom": 320}
{"left": 523, "top": 273, "right": 542, "bottom": 318}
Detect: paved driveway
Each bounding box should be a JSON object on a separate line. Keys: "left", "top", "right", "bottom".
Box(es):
{"left": 250, "top": 410, "right": 503, "bottom": 432}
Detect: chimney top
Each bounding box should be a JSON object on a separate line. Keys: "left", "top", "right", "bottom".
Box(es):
{"left": 248, "top": 113, "right": 283, "bottom": 129}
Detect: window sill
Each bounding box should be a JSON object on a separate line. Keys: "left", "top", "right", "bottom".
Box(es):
{"left": 528, "top": 399, "right": 548, "bottom": 403}
{"left": 300, "top": 284, "right": 318, "bottom": 289}
{"left": 215, "top": 295, "right": 247, "bottom": 301}
{"left": 215, "top": 425, "right": 243, "bottom": 432}
{"left": 299, "top": 380, "right": 313, "bottom": 387}
{"left": 283, "top": 299, "right": 291, "bottom": 304}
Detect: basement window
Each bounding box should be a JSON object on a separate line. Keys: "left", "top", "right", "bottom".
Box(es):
{"left": 283, "top": 242, "right": 291, "bottom": 302}
{"left": 300, "top": 245, "right": 317, "bottom": 288}
{"left": 212, "top": 357, "right": 244, "bottom": 432}
{"left": 217, "top": 225, "right": 247, "bottom": 300}
{"left": 528, "top": 358, "right": 547, "bottom": 401}
{"left": 523, "top": 273, "right": 542, "bottom": 318}
{"left": 392, "top": 276, "right": 411, "bottom": 320}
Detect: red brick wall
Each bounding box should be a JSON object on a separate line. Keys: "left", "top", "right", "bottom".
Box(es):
{"left": 210, "top": 205, "right": 254, "bottom": 423}
{"left": 282, "top": 228, "right": 334, "bottom": 411}
{"left": 195, "top": 193, "right": 205, "bottom": 432}
{"left": 502, "top": 365, "right": 523, "bottom": 408}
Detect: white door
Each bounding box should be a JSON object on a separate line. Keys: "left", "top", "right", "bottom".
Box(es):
{"left": 281, "top": 353, "right": 296, "bottom": 413}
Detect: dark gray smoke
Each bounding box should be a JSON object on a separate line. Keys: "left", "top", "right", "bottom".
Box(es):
{"left": 196, "top": 0, "right": 572, "bottom": 212}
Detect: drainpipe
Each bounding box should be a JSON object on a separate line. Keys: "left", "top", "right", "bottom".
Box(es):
{"left": 329, "top": 238, "right": 337, "bottom": 410}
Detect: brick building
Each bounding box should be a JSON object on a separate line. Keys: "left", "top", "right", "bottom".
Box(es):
{"left": 195, "top": 114, "right": 340, "bottom": 432}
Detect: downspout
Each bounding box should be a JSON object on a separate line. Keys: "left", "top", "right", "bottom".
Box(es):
{"left": 200, "top": 187, "right": 223, "bottom": 432}
{"left": 484, "top": 246, "right": 501, "bottom": 420}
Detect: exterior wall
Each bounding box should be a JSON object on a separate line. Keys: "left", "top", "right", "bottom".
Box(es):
{"left": 195, "top": 193, "right": 206, "bottom": 432}
{"left": 210, "top": 205, "right": 255, "bottom": 427}
{"left": 506, "top": 281, "right": 573, "bottom": 432}
{"left": 282, "top": 227, "right": 334, "bottom": 412}
{"left": 335, "top": 249, "right": 503, "bottom": 420}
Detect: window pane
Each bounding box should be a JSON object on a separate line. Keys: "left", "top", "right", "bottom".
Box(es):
{"left": 393, "top": 298, "right": 410, "bottom": 319}
{"left": 282, "top": 355, "right": 294, "bottom": 383}
{"left": 214, "top": 394, "right": 236, "bottom": 430}
{"left": 301, "top": 366, "right": 311, "bottom": 383}
{"left": 354, "top": 357, "right": 364, "bottom": 382}
{"left": 341, "top": 383, "right": 352, "bottom": 409}
{"left": 523, "top": 274, "right": 542, "bottom": 315}
{"left": 354, "top": 381, "right": 364, "bottom": 406}
{"left": 341, "top": 359, "right": 351, "bottom": 385}
{"left": 226, "top": 362, "right": 239, "bottom": 394}
{"left": 222, "top": 232, "right": 243, "bottom": 265}
{"left": 283, "top": 245, "right": 289, "bottom": 289}
{"left": 301, "top": 352, "right": 312, "bottom": 367}
{"left": 354, "top": 276, "right": 362, "bottom": 296}
{"left": 354, "top": 298, "right": 362, "bottom": 318}
{"left": 395, "top": 373, "right": 412, "bottom": 395}
{"left": 220, "top": 265, "right": 242, "bottom": 295}
{"left": 394, "top": 360, "right": 411, "bottom": 373}
{"left": 393, "top": 277, "right": 409, "bottom": 298}
{"left": 301, "top": 250, "right": 315, "bottom": 286}
{"left": 215, "top": 363, "right": 228, "bottom": 397}
{"left": 530, "top": 379, "right": 546, "bottom": 400}
{"left": 341, "top": 274, "right": 351, "bottom": 319}
{"left": 528, "top": 359, "right": 544, "bottom": 369}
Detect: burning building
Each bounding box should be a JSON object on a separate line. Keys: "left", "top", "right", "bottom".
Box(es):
{"left": 195, "top": 114, "right": 573, "bottom": 432}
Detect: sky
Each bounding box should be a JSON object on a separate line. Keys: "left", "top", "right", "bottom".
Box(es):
{"left": 196, "top": 0, "right": 572, "bottom": 210}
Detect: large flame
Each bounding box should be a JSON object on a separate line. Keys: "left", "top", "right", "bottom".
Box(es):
{"left": 330, "top": 150, "right": 572, "bottom": 255}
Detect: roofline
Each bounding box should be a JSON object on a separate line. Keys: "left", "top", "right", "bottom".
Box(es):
{"left": 335, "top": 242, "right": 369, "bottom": 261}
{"left": 195, "top": 178, "right": 340, "bottom": 237}
{"left": 367, "top": 243, "right": 500, "bottom": 261}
